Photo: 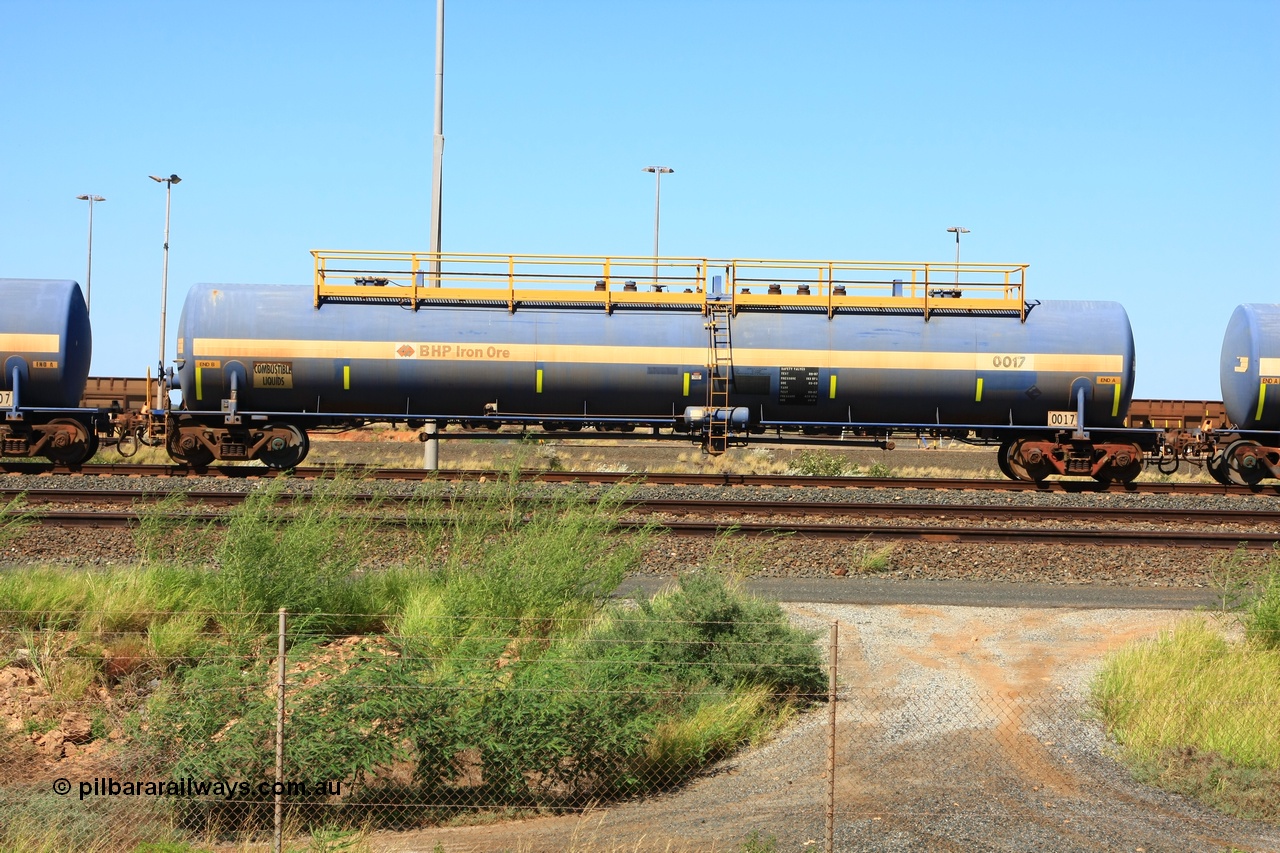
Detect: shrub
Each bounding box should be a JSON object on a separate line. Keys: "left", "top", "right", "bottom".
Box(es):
{"left": 207, "top": 478, "right": 388, "bottom": 636}
{"left": 590, "top": 573, "right": 827, "bottom": 697}
{"left": 1244, "top": 566, "right": 1280, "bottom": 651}
{"left": 13, "top": 477, "right": 826, "bottom": 836}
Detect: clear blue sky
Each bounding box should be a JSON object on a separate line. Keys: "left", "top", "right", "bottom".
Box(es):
{"left": 2, "top": 0, "right": 1276, "bottom": 400}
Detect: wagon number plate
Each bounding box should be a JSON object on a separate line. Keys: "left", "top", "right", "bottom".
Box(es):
{"left": 1048, "top": 410, "right": 1078, "bottom": 427}
{"left": 0, "top": 391, "right": 11, "bottom": 408}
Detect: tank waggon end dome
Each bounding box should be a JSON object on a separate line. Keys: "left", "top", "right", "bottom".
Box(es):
{"left": 0, "top": 278, "right": 99, "bottom": 464}
{"left": 166, "top": 251, "right": 1151, "bottom": 481}
{"left": 1210, "top": 303, "right": 1280, "bottom": 485}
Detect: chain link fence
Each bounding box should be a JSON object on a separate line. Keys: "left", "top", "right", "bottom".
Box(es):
{"left": 2, "top": 611, "right": 1277, "bottom": 852}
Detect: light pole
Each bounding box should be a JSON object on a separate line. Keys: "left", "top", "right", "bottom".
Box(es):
{"left": 75, "top": 194, "right": 105, "bottom": 315}
{"left": 946, "top": 226, "right": 969, "bottom": 285}
{"left": 428, "top": 0, "right": 444, "bottom": 288}
{"left": 642, "top": 165, "right": 673, "bottom": 285}
{"left": 150, "top": 174, "right": 181, "bottom": 411}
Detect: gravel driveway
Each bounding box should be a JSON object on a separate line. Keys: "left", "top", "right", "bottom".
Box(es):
{"left": 377, "top": 604, "right": 1279, "bottom": 853}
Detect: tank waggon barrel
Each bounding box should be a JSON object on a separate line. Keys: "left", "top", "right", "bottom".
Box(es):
{"left": 0, "top": 278, "right": 98, "bottom": 463}
{"left": 177, "top": 287, "right": 1137, "bottom": 425}
{"left": 1209, "top": 303, "right": 1280, "bottom": 485}
{"left": 166, "top": 252, "right": 1149, "bottom": 480}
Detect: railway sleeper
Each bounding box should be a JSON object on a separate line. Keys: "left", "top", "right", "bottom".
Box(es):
{"left": 1006, "top": 438, "right": 1144, "bottom": 483}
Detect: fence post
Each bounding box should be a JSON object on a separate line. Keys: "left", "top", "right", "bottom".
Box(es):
{"left": 274, "top": 607, "right": 287, "bottom": 853}
{"left": 826, "top": 620, "right": 837, "bottom": 853}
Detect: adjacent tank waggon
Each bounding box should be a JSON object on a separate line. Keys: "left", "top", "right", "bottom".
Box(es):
{"left": 168, "top": 252, "right": 1148, "bottom": 479}
{"left": 1210, "top": 303, "right": 1280, "bottom": 484}
{"left": 0, "top": 278, "right": 97, "bottom": 463}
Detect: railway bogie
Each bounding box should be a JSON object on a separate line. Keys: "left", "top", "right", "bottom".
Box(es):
{"left": 1000, "top": 435, "right": 1147, "bottom": 483}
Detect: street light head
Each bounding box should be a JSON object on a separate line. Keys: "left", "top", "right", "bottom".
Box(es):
{"left": 149, "top": 175, "right": 164, "bottom": 183}
{"left": 643, "top": 165, "right": 674, "bottom": 174}
{"left": 946, "top": 226, "right": 970, "bottom": 234}
{"left": 169, "top": 174, "right": 181, "bottom": 184}
{"left": 150, "top": 174, "right": 181, "bottom": 185}
{"left": 76, "top": 194, "right": 88, "bottom": 200}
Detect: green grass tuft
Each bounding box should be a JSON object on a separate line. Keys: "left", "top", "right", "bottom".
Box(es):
{"left": 1093, "top": 617, "right": 1280, "bottom": 822}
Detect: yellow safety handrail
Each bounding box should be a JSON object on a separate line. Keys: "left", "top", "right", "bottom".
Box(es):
{"left": 725, "top": 257, "right": 1028, "bottom": 320}
{"left": 312, "top": 250, "right": 710, "bottom": 313}
{"left": 311, "top": 250, "right": 1028, "bottom": 320}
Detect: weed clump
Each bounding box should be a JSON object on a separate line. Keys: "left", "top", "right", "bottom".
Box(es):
{"left": 0, "top": 473, "right": 825, "bottom": 841}
{"left": 1092, "top": 549, "right": 1280, "bottom": 823}
{"left": 787, "top": 450, "right": 854, "bottom": 477}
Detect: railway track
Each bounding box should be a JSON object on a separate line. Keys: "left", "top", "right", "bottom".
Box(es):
{"left": 6, "top": 490, "right": 1279, "bottom": 549}
{"left": 3, "top": 461, "right": 1279, "bottom": 496}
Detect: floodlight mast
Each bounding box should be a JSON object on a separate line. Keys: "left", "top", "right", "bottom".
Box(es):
{"left": 75, "top": 194, "right": 105, "bottom": 314}
{"left": 150, "top": 174, "right": 181, "bottom": 411}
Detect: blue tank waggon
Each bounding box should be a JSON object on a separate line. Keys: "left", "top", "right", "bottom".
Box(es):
{"left": 1211, "top": 303, "right": 1280, "bottom": 484}
{"left": 0, "top": 278, "right": 98, "bottom": 463}
{"left": 166, "top": 252, "right": 1150, "bottom": 480}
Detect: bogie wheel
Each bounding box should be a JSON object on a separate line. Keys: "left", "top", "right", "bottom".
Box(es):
{"left": 167, "top": 423, "right": 215, "bottom": 467}
{"left": 1223, "top": 439, "right": 1266, "bottom": 487}
{"left": 1206, "top": 452, "right": 1233, "bottom": 486}
{"left": 258, "top": 424, "right": 309, "bottom": 470}
{"left": 43, "top": 418, "right": 94, "bottom": 465}
{"left": 1004, "top": 438, "right": 1055, "bottom": 483}
{"left": 996, "top": 439, "right": 1017, "bottom": 481}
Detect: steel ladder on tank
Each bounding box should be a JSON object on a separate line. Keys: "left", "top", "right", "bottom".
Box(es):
{"left": 705, "top": 302, "right": 733, "bottom": 454}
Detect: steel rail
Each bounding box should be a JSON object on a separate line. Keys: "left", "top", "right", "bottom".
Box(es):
{"left": 9, "top": 508, "right": 1279, "bottom": 549}
{"left": 5, "top": 488, "right": 1279, "bottom": 528}
{"left": 3, "top": 462, "right": 1279, "bottom": 496}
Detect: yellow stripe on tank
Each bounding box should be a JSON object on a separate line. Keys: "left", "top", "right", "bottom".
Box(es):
{"left": 536, "top": 369, "right": 543, "bottom": 393}
{"left": 193, "top": 338, "right": 1125, "bottom": 375}
{"left": 683, "top": 372, "right": 690, "bottom": 396}
{"left": 0, "top": 333, "right": 60, "bottom": 353}
{"left": 343, "top": 365, "right": 350, "bottom": 390}
{"left": 829, "top": 375, "right": 837, "bottom": 399}
{"left": 975, "top": 377, "right": 983, "bottom": 402}
{"left": 1112, "top": 379, "right": 1122, "bottom": 417}
{"left": 1259, "top": 383, "right": 1268, "bottom": 423}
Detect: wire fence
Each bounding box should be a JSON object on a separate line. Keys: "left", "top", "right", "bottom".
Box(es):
{"left": 1, "top": 611, "right": 1277, "bottom": 852}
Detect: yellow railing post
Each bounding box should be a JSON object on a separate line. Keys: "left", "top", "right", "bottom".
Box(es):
{"left": 411, "top": 253, "right": 422, "bottom": 308}
{"left": 312, "top": 252, "right": 323, "bottom": 308}
{"left": 923, "top": 263, "right": 931, "bottom": 322}
{"left": 604, "top": 257, "right": 613, "bottom": 314}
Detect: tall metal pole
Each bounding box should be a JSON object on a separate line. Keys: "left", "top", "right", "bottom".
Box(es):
{"left": 428, "top": 0, "right": 445, "bottom": 287}
{"left": 643, "top": 166, "right": 673, "bottom": 286}
{"left": 422, "top": 0, "right": 445, "bottom": 472}
{"left": 75, "top": 194, "right": 105, "bottom": 314}
{"left": 150, "top": 174, "right": 181, "bottom": 411}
